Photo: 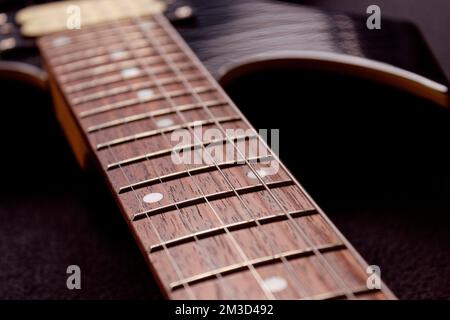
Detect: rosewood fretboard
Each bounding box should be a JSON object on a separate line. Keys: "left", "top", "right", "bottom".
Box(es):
{"left": 38, "top": 13, "right": 395, "bottom": 300}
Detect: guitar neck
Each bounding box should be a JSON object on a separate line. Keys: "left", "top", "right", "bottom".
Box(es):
{"left": 38, "top": 13, "right": 394, "bottom": 300}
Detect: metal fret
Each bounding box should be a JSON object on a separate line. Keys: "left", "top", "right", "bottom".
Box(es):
{"left": 133, "top": 180, "right": 295, "bottom": 221}
{"left": 150, "top": 208, "right": 318, "bottom": 253}
{"left": 49, "top": 31, "right": 147, "bottom": 56}
{"left": 169, "top": 243, "right": 346, "bottom": 290}
{"left": 66, "top": 60, "right": 193, "bottom": 94}
{"left": 87, "top": 100, "right": 226, "bottom": 132}
{"left": 61, "top": 59, "right": 141, "bottom": 83}
{"left": 53, "top": 42, "right": 178, "bottom": 72}
{"left": 56, "top": 47, "right": 154, "bottom": 73}
{"left": 106, "top": 134, "right": 257, "bottom": 170}
{"left": 153, "top": 13, "right": 366, "bottom": 299}
{"left": 96, "top": 115, "right": 241, "bottom": 150}
{"left": 51, "top": 38, "right": 150, "bottom": 63}
{"left": 80, "top": 85, "right": 213, "bottom": 118}
{"left": 119, "top": 154, "right": 272, "bottom": 193}
{"left": 71, "top": 73, "right": 202, "bottom": 106}
{"left": 60, "top": 53, "right": 185, "bottom": 83}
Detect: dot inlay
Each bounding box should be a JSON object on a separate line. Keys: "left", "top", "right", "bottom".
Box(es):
{"left": 143, "top": 192, "right": 163, "bottom": 204}
{"left": 247, "top": 169, "right": 269, "bottom": 180}
{"left": 156, "top": 118, "right": 174, "bottom": 128}
{"left": 121, "top": 67, "right": 140, "bottom": 79}
{"left": 136, "top": 89, "right": 155, "bottom": 102}
{"left": 263, "top": 276, "right": 288, "bottom": 293}
{"left": 110, "top": 50, "right": 128, "bottom": 61}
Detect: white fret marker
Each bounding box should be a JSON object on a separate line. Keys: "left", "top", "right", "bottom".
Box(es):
{"left": 156, "top": 118, "right": 174, "bottom": 128}
{"left": 136, "top": 89, "right": 155, "bottom": 102}
{"left": 143, "top": 192, "right": 163, "bottom": 204}
{"left": 141, "top": 21, "right": 154, "bottom": 30}
{"left": 110, "top": 50, "right": 128, "bottom": 61}
{"left": 121, "top": 67, "right": 141, "bottom": 79}
{"left": 263, "top": 276, "right": 288, "bottom": 293}
{"left": 247, "top": 169, "right": 269, "bottom": 180}
{"left": 52, "top": 36, "right": 71, "bottom": 47}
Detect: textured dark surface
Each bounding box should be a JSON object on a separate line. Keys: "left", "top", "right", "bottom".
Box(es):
{"left": 0, "top": 0, "right": 450, "bottom": 300}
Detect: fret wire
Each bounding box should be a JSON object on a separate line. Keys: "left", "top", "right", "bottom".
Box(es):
{"left": 88, "top": 3, "right": 198, "bottom": 300}
{"left": 46, "top": 23, "right": 161, "bottom": 45}
{"left": 133, "top": 180, "right": 295, "bottom": 221}
{"left": 71, "top": 73, "right": 203, "bottom": 106}
{"left": 92, "top": 11, "right": 310, "bottom": 300}
{"left": 49, "top": 34, "right": 148, "bottom": 61}
{"left": 96, "top": 115, "right": 241, "bottom": 150}
{"left": 170, "top": 243, "right": 346, "bottom": 290}
{"left": 51, "top": 24, "right": 142, "bottom": 44}
{"left": 79, "top": 85, "right": 213, "bottom": 118}
{"left": 150, "top": 208, "right": 318, "bottom": 252}
{"left": 48, "top": 31, "right": 154, "bottom": 56}
{"left": 52, "top": 41, "right": 178, "bottom": 69}
{"left": 107, "top": 15, "right": 286, "bottom": 300}
{"left": 119, "top": 154, "right": 273, "bottom": 193}
{"left": 173, "top": 28, "right": 396, "bottom": 297}
{"left": 164, "top": 20, "right": 395, "bottom": 298}
{"left": 101, "top": 11, "right": 241, "bottom": 300}
{"left": 55, "top": 46, "right": 161, "bottom": 72}
{"left": 153, "top": 15, "right": 367, "bottom": 299}
{"left": 60, "top": 53, "right": 185, "bottom": 83}
{"left": 122, "top": 13, "right": 322, "bottom": 299}
{"left": 125, "top": 13, "right": 310, "bottom": 294}
{"left": 147, "top": 13, "right": 353, "bottom": 298}
{"left": 87, "top": 100, "right": 225, "bottom": 132}
{"left": 106, "top": 134, "right": 257, "bottom": 170}
{"left": 66, "top": 61, "right": 194, "bottom": 95}
{"left": 49, "top": 32, "right": 143, "bottom": 57}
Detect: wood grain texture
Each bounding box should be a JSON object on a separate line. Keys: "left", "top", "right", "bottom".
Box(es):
{"left": 37, "top": 14, "right": 395, "bottom": 300}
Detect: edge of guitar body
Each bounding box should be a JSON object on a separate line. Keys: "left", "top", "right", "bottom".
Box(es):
{"left": 218, "top": 51, "right": 449, "bottom": 108}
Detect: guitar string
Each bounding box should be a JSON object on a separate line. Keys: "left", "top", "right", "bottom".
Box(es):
{"left": 112, "top": 1, "right": 332, "bottom": 298}
{"left": 147, "top": 11, "right": 357, "bottom": 299}
{"left": 107, "top": 8, "right": 316, "bottom": 299}
{"left": 90, "top": 0, "right": 247, "bottom": 299}
{"left": 97, "top": 0, "right": 304, "bottom": 299}
{"left": 99, "top": 6, "right": 242, "bottom": 300}
{"left": 95, "top": 1, "right": 348, "bottom": 298}
{"left": 50, "top": 3, "right": 356, "bottom": 299}
{"left": 105, "top": 9, "right": 279, "bottom": 300}
{"left": 111, "top": 1, "right": 324, "bottom": 299}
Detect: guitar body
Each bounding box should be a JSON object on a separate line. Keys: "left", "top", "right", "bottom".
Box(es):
{"left": 0, "top": 0, "right": 449, "bottom": 299}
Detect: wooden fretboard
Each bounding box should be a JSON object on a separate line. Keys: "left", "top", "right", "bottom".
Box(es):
{"left": 38, "top": 13, "right": 395, "bottom": 300}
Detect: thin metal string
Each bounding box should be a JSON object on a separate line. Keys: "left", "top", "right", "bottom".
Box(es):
{"left": 84, "top": 2, "right": 198, "bottom": 300}
{"left": 105, "top": 16, "right": 277, "bottom": 301}
{"left": 53, "top": 3, "right": 356, "bottom": 299}
{"left": 109, "top": 25, "right": 310, "bottom": 299}
{"left": 146, "top": 12, "right": 356, "bottom": 299}
{"left": 106, "top": 6, "right": 316, "bottom": 298}
{"left": 107, "top": 1, "right": 345, "bottom": 298}
{"left": 103, "top": 21, "right": 238, "bottom": 300}
{"left": 94, "top": 1, "right": 251, "bottom": 300}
